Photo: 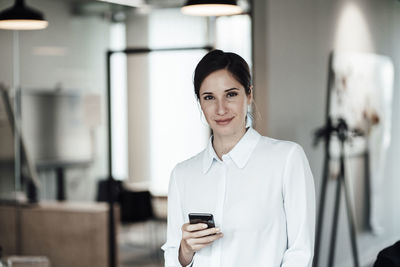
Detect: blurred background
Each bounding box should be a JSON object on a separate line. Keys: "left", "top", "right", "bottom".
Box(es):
{"left": 0, "top": 0, "right": 399, "bottom": 267}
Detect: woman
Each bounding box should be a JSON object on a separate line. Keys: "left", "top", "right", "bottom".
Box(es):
{"left": 161, "top": 50, "right": 315, "bottom": 267}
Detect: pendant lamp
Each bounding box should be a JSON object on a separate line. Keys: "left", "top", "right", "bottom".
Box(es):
{"left": 181, "top": 0, "right": 243, "bottom": 16}
{"left": 0, "top": 0, "right": 48, "bottom": 30}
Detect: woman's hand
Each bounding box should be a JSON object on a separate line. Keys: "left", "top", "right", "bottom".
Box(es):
{"left": 178, "top": 223, "right": 223, "bottom": 266}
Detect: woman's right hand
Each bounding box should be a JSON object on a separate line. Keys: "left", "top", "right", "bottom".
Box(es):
{"left": 178, "top": 223, "right": 223, "bottom": 266}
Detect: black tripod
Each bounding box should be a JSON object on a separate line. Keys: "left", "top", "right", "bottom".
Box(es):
{"left": 313, "top": 117, "right": 361, "bottom": 267}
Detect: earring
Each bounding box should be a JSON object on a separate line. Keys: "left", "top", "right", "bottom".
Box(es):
{"left": 246, "top": 105, "right": 252, "bottom": 127}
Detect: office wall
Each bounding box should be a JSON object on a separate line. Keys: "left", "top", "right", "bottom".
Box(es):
{"left": 0, "top": 0, "right": 110, "bottom": 201}
{"left": 253, "top": 0, "right": 400, "bottom": 266}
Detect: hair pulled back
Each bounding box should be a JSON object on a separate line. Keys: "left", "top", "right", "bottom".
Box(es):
{"left": 193, "top": 49, "right": 252, "bottom": 100}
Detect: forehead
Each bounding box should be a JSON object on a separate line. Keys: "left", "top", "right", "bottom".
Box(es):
{"left": 199, "top": 69, "right": 243, "bottom": 93}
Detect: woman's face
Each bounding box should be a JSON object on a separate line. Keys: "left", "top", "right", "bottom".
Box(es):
{"left": 199, "top": 69, "right": 252, "bottom": 138}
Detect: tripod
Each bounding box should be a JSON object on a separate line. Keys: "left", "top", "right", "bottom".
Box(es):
{"left": 312, "top": 117, "right": 361, "bottom": 267}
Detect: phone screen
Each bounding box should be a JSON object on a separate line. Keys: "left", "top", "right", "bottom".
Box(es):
{"left": 189, "top": 213, "right": 215, "bottom": 228}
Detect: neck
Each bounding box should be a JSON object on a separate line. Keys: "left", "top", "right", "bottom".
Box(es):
{"left": 212, "top": 127, "right": 248, "bottom": 160}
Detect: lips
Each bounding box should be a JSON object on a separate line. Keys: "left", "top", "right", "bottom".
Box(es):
{"left": 215, "top": 117, "right": 234, "bottom": 125}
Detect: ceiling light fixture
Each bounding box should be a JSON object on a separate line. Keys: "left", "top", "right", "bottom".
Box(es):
{"left": 181, "top": 0, "right": 243, "bottom": 16}
{"left": 0, "top": 0, "right": 48, "bottom": 30}
{"left": 98, "top": 0, "right": 145, "bottom": 8}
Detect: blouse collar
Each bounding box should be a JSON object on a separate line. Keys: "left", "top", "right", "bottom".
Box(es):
{"left": 202, "top": 127, "right": 261, "bottom": 174}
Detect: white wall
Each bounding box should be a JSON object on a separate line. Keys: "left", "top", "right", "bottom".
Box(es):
{"left": 0, "top": 0, "right": 111, "bottom": 201}
{"left": 253, "top": 0, "right": 400, "bottom": 266}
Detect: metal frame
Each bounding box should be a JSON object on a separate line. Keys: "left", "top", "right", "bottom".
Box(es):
{"left": 313, "top": 51, "right": 360, "bottom": 267}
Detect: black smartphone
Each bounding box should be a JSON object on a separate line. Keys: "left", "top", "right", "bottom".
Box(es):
{"left": 189, "top": 213, "right": 215, "bottom": 228}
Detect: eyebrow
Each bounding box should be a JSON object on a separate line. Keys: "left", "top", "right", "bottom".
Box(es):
{"left": 201, "top": 87, "right": 240, "bottom": 95}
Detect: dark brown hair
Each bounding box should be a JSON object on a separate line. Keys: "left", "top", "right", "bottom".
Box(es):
{"left": 194, "top": 49, "right": 252, "bottom": 100}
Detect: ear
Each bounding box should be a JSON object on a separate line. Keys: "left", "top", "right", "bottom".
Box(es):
{"left": 247, "top": 85, "right": 253, "bottom": 105}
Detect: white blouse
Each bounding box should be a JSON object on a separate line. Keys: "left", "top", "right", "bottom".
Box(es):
{"left": 161, "top": 127, "right": 315, "bottom": 267}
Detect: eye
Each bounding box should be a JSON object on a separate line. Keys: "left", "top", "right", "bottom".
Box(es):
{"left": 227, "top": 92, "right": 238, "bottom": 98}
{"left": 203, "top": 95, "right": 214, "bottom": 100}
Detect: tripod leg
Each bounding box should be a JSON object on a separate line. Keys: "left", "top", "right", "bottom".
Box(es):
{"left": 328, "top": 173, "right": 342, "bottom": 267}
{"left": 342, "top": 168, "right": 360, "bottom": 267}
{"left": 364, "top": 149, "right": 372, "bottom": 231}
{"left": 313, "top": 151, "right": 331, "bottom": 267}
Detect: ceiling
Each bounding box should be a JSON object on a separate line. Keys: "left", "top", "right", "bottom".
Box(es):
{"left": 69, "top": 0, "right": 186, "bottom": 10}
{"left": 67, "top": 0, "right": 187, "bottom": 20}
{"left": 67, "top": 0, "right": 250, "bottom": 21}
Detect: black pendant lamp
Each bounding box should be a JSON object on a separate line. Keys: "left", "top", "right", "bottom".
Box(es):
{"left": 0, "top": 0, "right": 48, "bottom": 30}
{"left": 181, "top": 0, "right": 243, "bottom": 16}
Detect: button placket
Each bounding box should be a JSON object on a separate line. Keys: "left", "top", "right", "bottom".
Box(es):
{"left": 211, "top": 159, "right": 228, "bottom": 267}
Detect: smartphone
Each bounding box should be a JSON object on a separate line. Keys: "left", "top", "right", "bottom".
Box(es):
{"left": 189, "top": 213, "right": 215, "bottom": 228}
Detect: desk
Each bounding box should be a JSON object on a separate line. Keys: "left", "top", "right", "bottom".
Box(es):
{"left": 0, "top": 201, "right": 118, "bottom": 267}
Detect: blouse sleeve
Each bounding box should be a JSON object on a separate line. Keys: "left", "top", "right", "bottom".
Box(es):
{"left": 161, "top": 167, "right": 192, "bottom": 267}
{"left": 281, "top": 144, "right": 316, "bottom": 267}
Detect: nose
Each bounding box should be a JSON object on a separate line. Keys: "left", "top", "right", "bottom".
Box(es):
{"left": 216, "top": 99, "right": 227, "bottom": 116}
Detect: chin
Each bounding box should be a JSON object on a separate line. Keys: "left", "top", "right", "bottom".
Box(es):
{"left": 212, "top": 124, "right": 240, "bottom": 137}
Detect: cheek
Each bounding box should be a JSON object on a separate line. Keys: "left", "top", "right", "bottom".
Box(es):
{"left": 200, "top": 103, "right": 213, "bottom": 118}
{"left": 232, "top": 101, "right": 247, "bottom": 116}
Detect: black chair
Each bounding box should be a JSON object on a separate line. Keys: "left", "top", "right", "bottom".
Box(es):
{"left": 96, "top": 179, "right": 154, "bottom": 223}
{"left": 96, "top": 179, "right": 163, "bottom": 263}
{"left": 373, "top": 241, "right": 400, "bottom": 267}
{"left": 96, "top": 179, "right": 122, "bottom": 202}
{"left": 119, "top": 190, "right": 154, "bottom": 224}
